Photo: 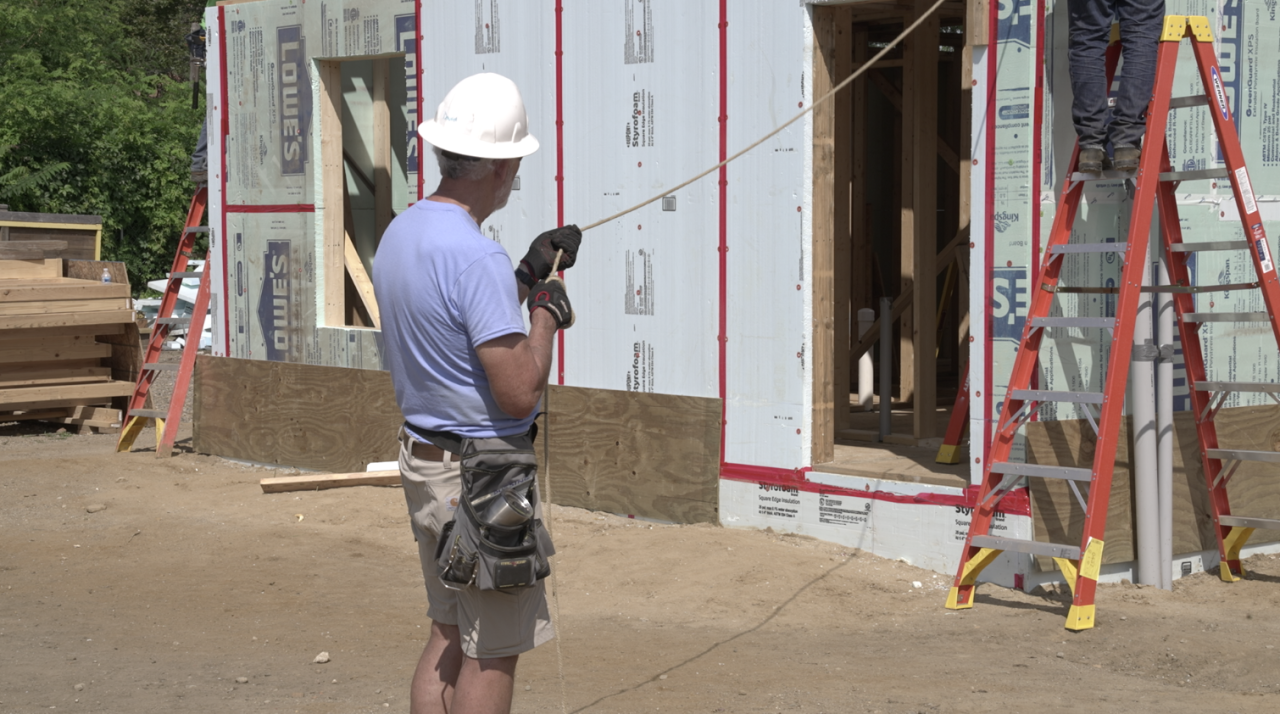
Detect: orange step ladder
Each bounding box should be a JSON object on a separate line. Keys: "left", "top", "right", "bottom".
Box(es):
{"left": 116, "top": 187, "right": 211, "bottom": 457}
{"left": 946, "top": 16, "right": 1280, "bottom": 629}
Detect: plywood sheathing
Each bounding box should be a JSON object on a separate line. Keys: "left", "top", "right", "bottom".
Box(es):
{"left": 194, "top": 357, "right": 722, "bottom": 524}
{"left": 545, "top": 386, "right": 721, "bottom": 525}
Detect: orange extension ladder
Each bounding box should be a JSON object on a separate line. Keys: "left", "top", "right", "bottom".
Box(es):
{"left": 946, "top": 16, "right": 1280, "bottom": 629}
{"left": 116, "top": 187, "right": 210, "bottom": 457}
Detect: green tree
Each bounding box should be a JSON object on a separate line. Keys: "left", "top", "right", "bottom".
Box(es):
{"left": 0, "top": 0, "right": 209, "bottom": 292}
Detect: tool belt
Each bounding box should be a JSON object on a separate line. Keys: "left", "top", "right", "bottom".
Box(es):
{"left": 434, "top": 429, "right": 554, "bottom": 591}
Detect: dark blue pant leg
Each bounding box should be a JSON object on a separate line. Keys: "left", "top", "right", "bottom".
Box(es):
{"left": 1067, "top": 0, "right": 1117, "bottom": 150}
{"left": 1110, "top": 0, "right": 1166, "bottom": 149}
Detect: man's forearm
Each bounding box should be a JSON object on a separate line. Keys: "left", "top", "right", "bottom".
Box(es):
{"left": 526, "top": 309, "right": 557, "bottom": 398}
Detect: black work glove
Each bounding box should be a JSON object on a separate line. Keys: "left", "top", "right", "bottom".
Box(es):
{"left": 527, "top": 277, "right": 575, "bottom": 330}
{"left": 516, "top": 225, "right": 582, "bottom": 288}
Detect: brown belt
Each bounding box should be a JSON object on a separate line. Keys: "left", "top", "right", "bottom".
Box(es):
{"left": 400, "top": 429, "right": 448, "bottom": 462}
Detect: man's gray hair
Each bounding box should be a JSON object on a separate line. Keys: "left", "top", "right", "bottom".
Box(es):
{"left": 435, "top": 147, "right": 496, "bottom": 181}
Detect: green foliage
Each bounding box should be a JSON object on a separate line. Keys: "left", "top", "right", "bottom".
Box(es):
{"left": 0, "top": 0, "right": 209, "bottom": 292}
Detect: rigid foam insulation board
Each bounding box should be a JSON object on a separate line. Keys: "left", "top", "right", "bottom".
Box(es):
{"left": 971, "top": 0, "right": 1280, "bottom": 484}
{"left": 720, "top": 472, "right": 1032, "bottom": 584}
{"left": 206, "top": 0, "right": 813, "bottom": 472}
{"left": 208, "top": 0, "right": 418, "bottom": 368}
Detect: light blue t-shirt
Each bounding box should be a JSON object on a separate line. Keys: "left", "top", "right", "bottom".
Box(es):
{"left": 373, "top": 200, "right": 532, "bottom": 438}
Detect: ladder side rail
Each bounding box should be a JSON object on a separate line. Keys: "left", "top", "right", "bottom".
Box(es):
{"left": 157, "top": 260, "right": 211, "bottom": 457}
{"left": 1063, "top": 38, "right": 1182, "bottom": 630}
{"left": 1185, "top": 36, "right": 1280, "bottom": 579}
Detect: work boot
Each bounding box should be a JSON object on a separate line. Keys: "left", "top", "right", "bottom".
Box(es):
{"left": 1112, "top": 145, "right": 1141, "bottom": 172}
{"left": 1077, "top": 147, "right": 1105, "bottom": 173}
{"left": 191, "top": 170, "right": 207, "bottom": 185}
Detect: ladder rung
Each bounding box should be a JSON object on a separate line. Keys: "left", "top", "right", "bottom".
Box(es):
{"left": 1169, "top": 95, "right": 1209, "bottom": 109}
{"left": 1169, "top": 241, "right": 1249, "bottom": 252}
{"left": 990, "top": 461, "right": 1093, "bottom": 482}
{"left": 143, "top": 362, "right": 180, "bottom": 372}
{"left": 971, "top": 535, "right": 1082, "bottom": 560}
{"left": 128, "top": 409, "right": 168, "bottom": 419}
{"left": 1159, "top": 168, "right": 1230, "bottom": 182}
{"left": 1070, "top": 169, "right": 1133, "bottom": 182}
{"left": 1010, "top": 389, "right": 1105, "bottom": 405}
{"left": 1143, "top": 282, "right": 1257, "bottom": 294}
{"left": 1183, "top": 312, "right": 1270, "bottom": 323}
{"left": 1196, "top": 381, "right": 1280, "bottom": 394}
{"left": 184, "top": 226, "right": 210, "bottom": 234}
{"left": 1208, "top": 449, "right": 1280, "bottom": 464}
{"left": 155, "top": 317, "right": 191, "bottom": 325}
{"left": 169, "top": 271, "right": 202, "bottom": 279}
{"left": 1049, "top": 243, "right": 1127, "bottom": 254}
{"left": 1031, "top": 317, "right": 1116, "bottom": 329}
{"left": 1219, "top": 515, "right": 1280, "bottom": 530}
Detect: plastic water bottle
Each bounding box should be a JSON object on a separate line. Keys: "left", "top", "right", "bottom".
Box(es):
{"left": 101, "top": 268, "right": 111, "bottom": 283}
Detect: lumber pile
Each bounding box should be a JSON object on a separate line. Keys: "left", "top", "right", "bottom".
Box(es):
{"left": 0, "top": 258, "right": 139, "bottom": 432}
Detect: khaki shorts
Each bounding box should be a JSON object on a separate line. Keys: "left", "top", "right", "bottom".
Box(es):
{"left": 398, "top": 428, "right": 555, "bottom": 659}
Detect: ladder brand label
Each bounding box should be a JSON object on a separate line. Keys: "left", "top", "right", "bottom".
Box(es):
{"left": 1234, "top": 166, "right": 1258, "bottom": 215}
{"left": 277, "top": 26, "right": 312, "bottom": 176}
{"left": 1210, "top": 66, "right": 1231, "bottom": 122}
{"left": 1252, "top": 224, "right": 1274, "bottom": 274}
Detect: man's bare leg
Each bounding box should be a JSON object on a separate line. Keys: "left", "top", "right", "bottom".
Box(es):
{"left": 411, "top": 622, "right": 464, "bottom": 714}
{"left": 451, "top": 654, "right": 519, "bottom": 714}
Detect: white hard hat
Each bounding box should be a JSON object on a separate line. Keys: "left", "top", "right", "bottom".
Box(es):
{"left": 418, "top": 73, "right": 539, "bottom": 159}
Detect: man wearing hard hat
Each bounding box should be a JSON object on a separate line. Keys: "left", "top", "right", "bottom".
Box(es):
{"left": 373, "top": 73, "right": 581, "bottom": 714}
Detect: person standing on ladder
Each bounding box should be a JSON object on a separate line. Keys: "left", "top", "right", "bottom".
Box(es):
{"left": 1068, "top": 0, "right": 1166, "bottom": 173}
{"left": 373, "top": 73, "right": 581, "bottom": 714}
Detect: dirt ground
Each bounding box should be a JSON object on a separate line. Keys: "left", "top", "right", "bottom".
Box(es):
{"left": 4, "top": 425, "right": 1280, "bottom": 713}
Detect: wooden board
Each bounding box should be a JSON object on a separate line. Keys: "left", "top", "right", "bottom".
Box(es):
{"left": 0, "top": 309, "right": 135, "bottom": 331}
{"left": 260, "top": 470, "right": 400, "bottom": 494}
{"left": 319, "top": 60, "right": 345, "bottom": 328}
{"left": 0, "top": 297, "right": 129, "bottom": 316}
{"left": 0, "top": 259, "right": 61, "bottom": 280}
{"left": 0, "top": 240, "right": 69, "bottom": 260}
{"left": 810, "top": 6, "right": 837, "bottom": 465}
{"left": 0, "top": 381, "right": 136, "bottom": 409}
{"left": 544, "top": 385, "right": 721, "bottom": 524}
{"left": 193, "top": 355, "right": 404, "bottom": 473}
{"left": 64, "top": 260, "right": 128, "bottom": 286}
{"left": 0, "top": 341, "right": 113, "bottom": 364}
{"left": 0, "top": 371, "right": 112, "bottom": 388}
{"left": 0, "top": 281, "right": 128, "bottom": 302}
{"left": 0, "top": 323, "right": 124, "bottom": 340}
{"left": 1026, "top": 405, "right": 1280, "bottom": 569}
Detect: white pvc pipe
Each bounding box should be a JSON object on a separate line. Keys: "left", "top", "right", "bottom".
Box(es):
{"left": 1157, "top": 248, "right": 1175, "bottom": 590}
{"left": 1132, "top": 236, "right": 1160, "bottom": 587}
{"left": 858, "top": 308, "right": 875, "bottom": 409}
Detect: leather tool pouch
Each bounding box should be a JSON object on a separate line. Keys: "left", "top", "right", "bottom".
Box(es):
{"left": 435, "top": 431, "right": 554, "bottom": 590}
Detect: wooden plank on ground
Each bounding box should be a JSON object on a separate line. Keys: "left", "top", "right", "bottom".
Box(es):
{"left": 0, "top": 309, "right": 135, "bottom": 330}
{"left": 0, "top": 341, "right": 113, "bottom": 364}
{"left": 545, "top": 385, "right": 721, "bottom": 524}
{"left": 0, "top": 259, "right": 62, "bottom": 280}
{"left": 260, "top": 470, "right": 400, "bottom": 493}
{"left": 193, "top": 355, "right": 403, "bottom": 473}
